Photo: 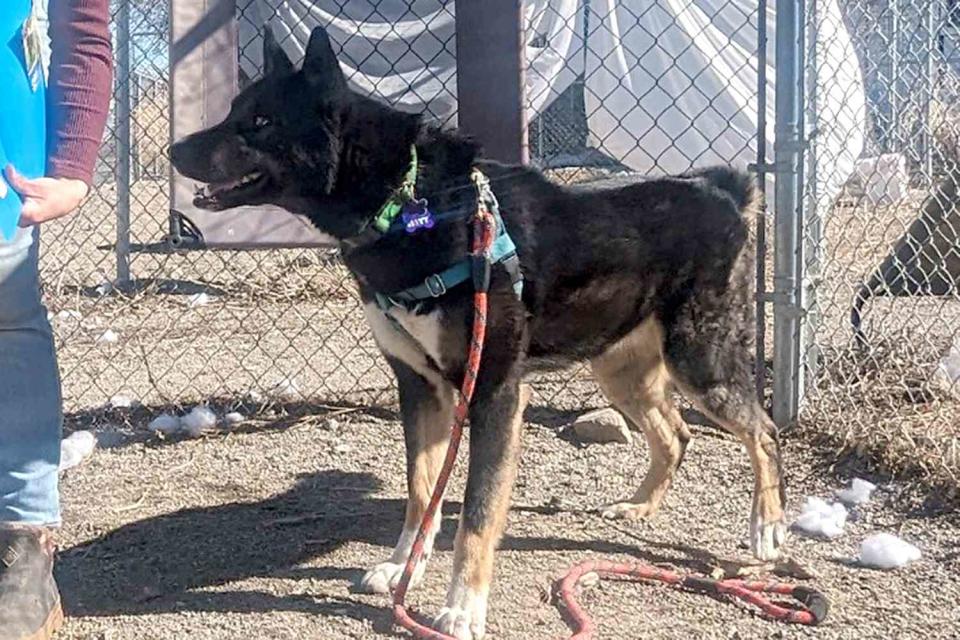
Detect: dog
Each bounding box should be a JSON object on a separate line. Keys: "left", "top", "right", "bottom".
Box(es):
{"left": 170, "top": 26, "right": 787, "bottom": 639}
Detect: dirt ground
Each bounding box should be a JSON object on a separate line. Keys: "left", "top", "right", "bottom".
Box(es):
{"left": 53, "top": 400, "right": 960, "bottom": 640}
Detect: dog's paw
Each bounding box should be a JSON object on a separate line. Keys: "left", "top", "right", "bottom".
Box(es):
{"left": 750, "top": 514, "right": 788, "bottom": 561}
{"left": 434, "top": 589, "right": 488, "bottom": 640}
{"left": 358, "top": 559, "right": 425, "bottom": 595}
{"left": 600, "top": 500, "right": 656, "bottom": 520}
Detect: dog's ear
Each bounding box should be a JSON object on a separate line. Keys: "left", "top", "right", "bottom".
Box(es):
{"left": 263, "top": 27, "right": 294, "bottom": 77}
{"left": 303, "top": 26, "right": 346, "bottom": 94}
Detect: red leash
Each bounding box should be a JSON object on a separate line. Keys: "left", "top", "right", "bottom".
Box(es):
{"left": 392, "top": 172, "right": 497, "bottom": 640}
{"left": 390, "top": 173, "right": 829, "bottom": 639}
{"left": 556, "top": 560, "right": 828, "bottom": 639}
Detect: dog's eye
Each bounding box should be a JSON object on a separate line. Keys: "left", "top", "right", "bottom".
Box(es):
{"left": 253, "top": 115, "right": 271, "bottom": 129}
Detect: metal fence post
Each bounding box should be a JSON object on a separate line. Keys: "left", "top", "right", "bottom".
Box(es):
{"left": 115, "top": 0, "right": 132, "bottom": 284}
{"left": 802, "top": 0, "right": 821, "bottom": 396}
{"left": 755, "top": 0, "right": 769, "bottom": 402}
{"left": 454, "top": 0, "right": 528, "bottom": 164}
{"left": 772, "top": 0, "right": 804, "bottom": 427}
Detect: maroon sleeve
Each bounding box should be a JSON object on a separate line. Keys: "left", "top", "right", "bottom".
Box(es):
{"left": 46, "top": 0, "right": 114, "bottom": 185}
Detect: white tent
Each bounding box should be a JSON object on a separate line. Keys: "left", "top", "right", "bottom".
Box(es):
{"left": 176, "top": 0, "right": 865, "bottom": 247}
{"left": 239, "top": 0, "right": 864, "bottom": 197}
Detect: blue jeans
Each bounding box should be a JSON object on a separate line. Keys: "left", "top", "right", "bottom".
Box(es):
{"left": 0, "top": 1, "right": 61, "bottom": 525}
{"left": 0, "top": 227, "right": 61, "bottom": 525}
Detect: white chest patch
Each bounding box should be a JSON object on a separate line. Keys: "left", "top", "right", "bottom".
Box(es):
{"left": 363, "top": 302, "right": 446, "bottom": 384}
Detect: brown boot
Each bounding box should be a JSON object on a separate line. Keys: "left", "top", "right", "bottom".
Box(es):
{"left": 0, "top": 526, "right": 63, "bottom": 640}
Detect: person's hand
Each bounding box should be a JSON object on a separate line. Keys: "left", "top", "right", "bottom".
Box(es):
{"left": 4, "top": 165, "right": 89, "bottom": 226}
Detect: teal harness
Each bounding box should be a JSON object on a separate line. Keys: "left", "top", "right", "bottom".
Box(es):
{"left": 373, "top": 212, "right": 523, "bottom": 312}
{"left": 354, "top": 147, "right": 524, "bottom": 313}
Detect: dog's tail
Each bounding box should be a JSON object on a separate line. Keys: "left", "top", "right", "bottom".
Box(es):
{"left": 686, "top": 166, "right": 761, "bottom": 219}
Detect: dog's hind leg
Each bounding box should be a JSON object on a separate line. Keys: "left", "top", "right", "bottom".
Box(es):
{"left": 435, "top": 379, "right": 530, "bottom": 640}
{"left": 358, "top": 357, "right": 456, "bottom": 594}
{"left": 661, "top": 287, "right": 787, "bottom": 561}
{"left": 590, "top": 319, "right": 692, "bottom": 521}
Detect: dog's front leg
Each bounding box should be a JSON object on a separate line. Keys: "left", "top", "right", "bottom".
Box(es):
{"left": 434, "top": 380, "right": 530, "bottom": 640}
{"left": 359, "top": 357, "right": 456, "bottom": 594}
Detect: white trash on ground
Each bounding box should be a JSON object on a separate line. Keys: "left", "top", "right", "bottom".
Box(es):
{"left": 187, "top": 292, "right": 210, "bottom": 307}
{"left": 933, "top": 339, "right": 960, "bottom": 397}
{"left": 269, "top": 377, "right": 301, "bottom": 401}
{"left": 836, "top": 478, "right": 877, "bottom": 505}
{"left": 181, "top": 406, "right": 218, "bottom": 438}
{"left": 96, "top": 329, "right": 119, "bottom": 344}
{"left": 56, "top": 309, "right": 82, "bottom": 321}
{"left": 223, "top": 412, "right": 245, "bottom": 426}
{"left": 792, "top": 497, "right": 848, "bottom": 539}
{"left": 859, "top": 532, "right": 922, "bottom": 570}
{"left": 59, "top": 431, "right": 96, "bottom": 471}
{"left": 147, "top": 414, "right": 180, "bottom": 435}
{"left": 109, "top": 394, "right": 135, "bottom": 409}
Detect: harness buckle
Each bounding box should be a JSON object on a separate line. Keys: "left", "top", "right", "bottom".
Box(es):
{"left": 424, "top": 274, "right": 447, "bottom": 297}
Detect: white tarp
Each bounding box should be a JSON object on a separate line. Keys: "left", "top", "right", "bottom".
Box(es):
{"left": 239, "top": 0, "right": 584, "bottom": 125}
{"left": 239, "top": 0, "right": 864, "bottom": 203}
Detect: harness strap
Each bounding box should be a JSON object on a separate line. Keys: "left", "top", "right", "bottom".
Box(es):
{"left": 374, "top": 232, "right": 522, "bottom": 311}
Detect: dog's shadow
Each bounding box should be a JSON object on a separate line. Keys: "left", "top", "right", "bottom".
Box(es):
{"left": 57, "top": 468, "right": 724, "bottom": 629}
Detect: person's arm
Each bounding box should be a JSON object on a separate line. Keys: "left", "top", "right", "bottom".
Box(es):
{"left": 7, "top": 0, "right": 113, "bottom": 226}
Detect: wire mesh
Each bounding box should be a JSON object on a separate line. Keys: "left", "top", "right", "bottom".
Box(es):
{"left": 801, "top": 0, "right": 960, "bottom": 486}
{"left": 41, "top": 0, "right": 768, "bottom": 417}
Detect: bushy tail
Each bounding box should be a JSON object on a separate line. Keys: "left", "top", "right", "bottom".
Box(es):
{"left": 685, "top": 166, "right": 760, "bottom": 217}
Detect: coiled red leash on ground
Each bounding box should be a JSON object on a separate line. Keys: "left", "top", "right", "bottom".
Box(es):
{"left": 390, "top": 173, "right": 829, "bottom": 640}
{"left": 556, "top": 560, "right": 828, "bottom": 640}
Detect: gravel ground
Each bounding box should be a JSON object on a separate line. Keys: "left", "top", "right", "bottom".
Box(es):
{"left": 53, "top": 403, "right": 960, "bottom": 640}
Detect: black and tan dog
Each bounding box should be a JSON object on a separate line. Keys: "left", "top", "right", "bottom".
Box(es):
{"left": 170, "top": 27, "right": 787, "bottom": 639}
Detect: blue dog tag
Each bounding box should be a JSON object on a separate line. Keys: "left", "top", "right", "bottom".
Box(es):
{"left": 402, "top": 199, "right": 435, "bottom": 233}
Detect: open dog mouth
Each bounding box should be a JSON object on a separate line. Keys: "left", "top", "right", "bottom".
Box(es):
{"left": 193, "top": 171, "right": 268, "bottom": 210}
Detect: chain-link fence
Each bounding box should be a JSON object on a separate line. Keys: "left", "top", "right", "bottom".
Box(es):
{"left": 800, "top": 0, "right": 960, "bottom": 488}
{"left": 40, "top": 1, "right": 958, "bottom": 488}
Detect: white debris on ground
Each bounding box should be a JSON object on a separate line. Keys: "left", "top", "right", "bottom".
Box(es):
{"left": 96, "top": 329, "right": 119, "bottom": 344}
{"left": 792, "top": 497, "right": 848, "bottom": 539}
{"left": 836, "top": 478, "right": 877, "bottom": 505}
{"left": 181, "top": 406, "right": 218, "bottom": 438}
{"left": 860, "top": 532, "right": 922, "bottom": 570}
{"left": 269, "top": 377, "right": 301, "bottom": 401}
{"left": 570, "top": 408, "right": 632, "bottom": 445}
{"left": 147, "top": 414, "right": 181, "bottom": 435}
{"left": 933, "top": 339, "right": 960, "bottom": 397}
{"left": 56, "top": 309, "right": 82, "bottom": 321}
{"left": 59, "top": 431, "right": 96, "bottom": 471}
{"left": 223, "top": 411, "right": 245, "bottom": 426}
{"left": 109, "top": 394, "right": 135, "bottom": 409}
{"left": 187, "top": 292, "right": 210, "bottom": 307}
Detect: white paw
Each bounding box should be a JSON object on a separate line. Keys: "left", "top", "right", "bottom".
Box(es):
{"left": 751, "top": 514, "right": 788, "bottom": 561}
{"left": 434, "top": 588, "right": 488, "bottom": 640}
{"left": 600, "top": 500, "right": 655, "bottom": 520}
{"left": 358, "top": 558, "right": 426, "bottom": 594}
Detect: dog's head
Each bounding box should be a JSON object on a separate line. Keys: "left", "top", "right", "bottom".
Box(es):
{"left": 169, "top": 26, "right": 422, "bottom": 238}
